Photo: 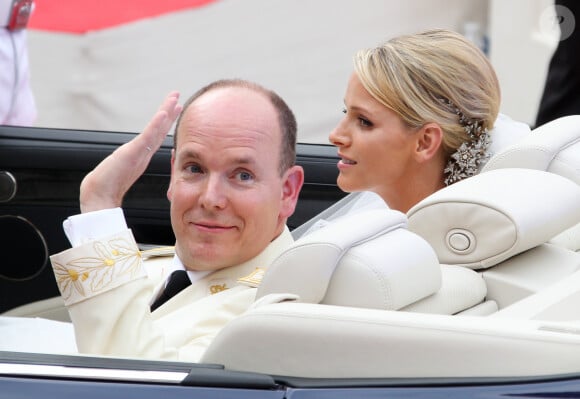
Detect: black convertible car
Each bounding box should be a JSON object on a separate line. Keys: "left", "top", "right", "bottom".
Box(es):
{"left": 2, "top": 117, "right": 580, "bottom": 398}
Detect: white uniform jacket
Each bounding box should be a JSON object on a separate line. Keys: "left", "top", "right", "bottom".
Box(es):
{"left": 49, "top": 227, "right": 294, "bottom": 362}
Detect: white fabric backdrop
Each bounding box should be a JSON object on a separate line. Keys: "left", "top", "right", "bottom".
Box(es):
{"left": 27, "top": 0, "right": 489, "bottom": 143}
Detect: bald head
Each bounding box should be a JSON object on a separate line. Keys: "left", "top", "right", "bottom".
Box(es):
{"left": 174, "top": 79, "right": 297, "bottom": 175}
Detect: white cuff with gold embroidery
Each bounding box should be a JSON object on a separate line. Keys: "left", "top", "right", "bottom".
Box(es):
{"left": 50, "top": 229, "right": 146, "bottom": 306}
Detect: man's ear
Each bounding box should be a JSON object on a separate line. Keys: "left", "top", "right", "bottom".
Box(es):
{"left": 279, "top": 165, "right": 305, "bottom": 219}
{"left": 167, "top": 149, "right": 176, "bottom": 202}
{"left": 415, "top": 122, "right": 443, "bottom": 163}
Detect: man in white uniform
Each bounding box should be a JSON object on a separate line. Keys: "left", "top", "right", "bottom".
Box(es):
{"left": 50, "top": 80, "right": 304, "bottom": 361}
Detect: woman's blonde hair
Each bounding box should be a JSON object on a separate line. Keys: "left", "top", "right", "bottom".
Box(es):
{"left": 354, "top": 29, "right": 500, "bottom": 159}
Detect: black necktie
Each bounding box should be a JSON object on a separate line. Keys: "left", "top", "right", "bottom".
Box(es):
{"left": 150, "top": 270, "right": 192, "bottom": 311}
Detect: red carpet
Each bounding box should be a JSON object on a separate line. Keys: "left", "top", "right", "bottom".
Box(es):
{"left": 28, "top": 0, "right": 217, "bottom": 33}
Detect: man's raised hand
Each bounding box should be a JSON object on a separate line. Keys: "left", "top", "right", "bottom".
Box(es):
{"left": 79, "top": 92, "right": 182, "bottom": 213}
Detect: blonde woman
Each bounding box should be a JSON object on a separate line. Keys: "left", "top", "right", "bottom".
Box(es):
{"left": 329, "top": 29, "right": 502, "bottom": 212}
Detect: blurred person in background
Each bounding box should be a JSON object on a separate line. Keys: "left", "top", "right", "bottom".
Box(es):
{"left": 1, "top": 0, "right": 36, "bottom": 125}
{"left": 536, "top": 0, "right": 580, "bottom": 127}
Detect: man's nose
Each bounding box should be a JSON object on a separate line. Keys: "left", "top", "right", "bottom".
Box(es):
{"left": 199, "top": 174, "right": 228, "bottom": 210}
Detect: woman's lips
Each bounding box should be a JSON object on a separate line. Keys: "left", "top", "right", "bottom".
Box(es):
{"left": 337, "top": 155, "right": 357, "bottom": 169}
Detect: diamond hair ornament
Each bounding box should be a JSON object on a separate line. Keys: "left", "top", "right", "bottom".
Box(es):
{"left": 440, "top": 99, "right": 491, "bottom": 186}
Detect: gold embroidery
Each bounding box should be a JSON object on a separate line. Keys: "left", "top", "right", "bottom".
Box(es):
{"left": 68, "top": 270, "right": 78, "bottom": 281}
{"left": 237, "top": 268, "right": 266, "bottom": 287}
{"left": 52, "top": 237, "right": 141, "bottom": 302}
{"left": 210, "top": 284, "right": 228, "bottom": 294}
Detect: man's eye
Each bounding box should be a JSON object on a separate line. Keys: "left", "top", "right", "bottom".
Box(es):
{"left": 237, "top": 171, "right": 254, "bottom": 182}
{"left": 341, "top": 108, "right": 347, "bottom": 114}
{"left": 186, "top": 164, "right": 203, "bottom": 174}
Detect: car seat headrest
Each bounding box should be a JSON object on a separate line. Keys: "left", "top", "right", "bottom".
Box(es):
{"left": 257, "top": 209, "right": 441, "bottom": 310}
{"left": 407, "top": 168, "right": 580, "bottom": 270}
{"left": 482, "top": 115, "right": 580, "bottom": 185}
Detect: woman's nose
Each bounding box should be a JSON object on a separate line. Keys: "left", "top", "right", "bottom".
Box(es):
{"left": 329, "top": 118, "right": 349, "bottom": 147}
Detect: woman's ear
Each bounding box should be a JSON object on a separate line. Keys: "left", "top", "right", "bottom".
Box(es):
{"left": 415, "top": 122, "right": 443, "bottom": 163}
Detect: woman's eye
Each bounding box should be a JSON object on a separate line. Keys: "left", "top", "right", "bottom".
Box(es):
{"left": 358, "top": 117, "right": 373, "bottom": 127}
{"left": 342, "top": 107, "right": 372, "bottom": 127}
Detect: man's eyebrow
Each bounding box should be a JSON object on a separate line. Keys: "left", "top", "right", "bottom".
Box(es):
{"left": 179, "top": 149, "right": 202, "bottom": 160}
{"left": 180, "top": 150, "right": 256, "bottom": 166}
{"left": 231, "top": 156, "right": 256, "bottom": 166}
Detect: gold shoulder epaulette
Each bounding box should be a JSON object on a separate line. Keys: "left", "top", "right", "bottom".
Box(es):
{"left": 237, "top": 268, "right": 266, "bottom": 288}
{"left": 139, "top": 246, "right": 175, "bottom": 259}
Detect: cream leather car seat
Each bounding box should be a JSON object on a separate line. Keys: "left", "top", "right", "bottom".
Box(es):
{"left": 482, "top": 115, "right": 580, "bottom": 251}
{"left": 256, "top": 168, "right": 580, "bottom": 316}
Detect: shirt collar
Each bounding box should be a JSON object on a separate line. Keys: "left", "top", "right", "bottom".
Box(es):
{"left": 167, "top": 255, "right": 210, "bottom": 285}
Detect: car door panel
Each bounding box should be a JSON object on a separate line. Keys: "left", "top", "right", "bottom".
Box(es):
{"left": 0, "top": 125, "right": 344, "bottom": 312}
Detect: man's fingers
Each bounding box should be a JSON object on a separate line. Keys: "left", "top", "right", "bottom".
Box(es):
{"left": 140, "top": 93, "right": 182, "bottom": 152}
{"left": 144, "top": 110, "right": 170, "bottom": 150}
{"left": 79, "top": 91, "right": 182, "bottom": 214}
